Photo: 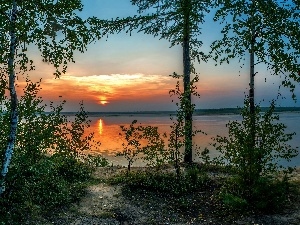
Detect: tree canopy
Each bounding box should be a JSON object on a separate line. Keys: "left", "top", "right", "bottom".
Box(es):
{"left": 0, "top": 0, "right": 103, "bottom": 196}
{"left": 211, "top": 0, "right": 300, "bottom": 98}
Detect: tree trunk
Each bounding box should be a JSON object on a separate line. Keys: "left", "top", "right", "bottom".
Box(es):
{"left": 182, "top": 0, "right": 193, "bottom": 163}
{"left": 0, "top": 0, "right": 18, "bottom": 196}
{"left": 175, "top": 124, "right": 181, "bottom": 179}
{"left": 249, "top": 39, "right": 255, "bottom": 146}
{"left": 247, "top": 0, "right": 256, "bottom": 202}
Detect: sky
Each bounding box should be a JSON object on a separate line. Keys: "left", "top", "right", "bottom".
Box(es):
{"left": 20, "top": 0, "right": 300, "bottom": 112}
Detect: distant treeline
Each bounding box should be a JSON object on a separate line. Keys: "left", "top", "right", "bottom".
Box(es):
{"left": 195, "top": 107, "right": 300, "bottom": 115}
{"left": 56, "top": 107, "right": 300, "bottom": 117}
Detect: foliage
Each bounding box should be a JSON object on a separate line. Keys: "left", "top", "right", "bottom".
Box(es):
{"left": 168, "top": 72, "right": 206, "bottom": 175}
{"left": 0, "top": 0, "right": 100, "bottom": 77}
{"left": 130, "top": 0, "right": 210, "bottom": 63}
{"left": 109, "top": 168, "right": 210, "bottom": 196}
{"left": 0, "top": 80, "right": 106, "bottom": 223}
{"left": 200, "top": 147, "right": 210, "bottom": 165}
{"left": 218, "top": 175, "right": 292, "bottom": 213}
{"left": 211, "top": 0, "right": 300, "bottom": 97}
{"left": 85, "top": 153, "right": 109, "bottom": 168}
{"left": 212, "top": 99, "right": 298, "bottom": 210}
{"left": 117, "top": 120, "right": 144, "bottom": 172}
{"left": 139, "top": 126, "right": 168, "bottom": 168}
{"left": 0, "top": 0, "right": 108, "bottom": 196}
{"left": 117, "top": 120, "right": 169, "bottom": 171}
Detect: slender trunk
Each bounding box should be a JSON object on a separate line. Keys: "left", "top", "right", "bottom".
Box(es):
{"left": 183, "top": 0, "right": 192, "bottom": 163}
{"left": 249, "top": 0, "right": 256, "bottom": 125}
{"left": 249, "top": 35, "right": 255, "bottom": 149}
{"left": 175, "top": 125, "right": 180, "bottom": 179}
{"left": 249, "top": 46, "right": 255, "bottom": 114}
{"left": 247, "top": 0, "right": 256, "bottom": 202}
{"left": 248, "top": 45, "right": 255, "bottom": 193}
{"left": 0, "top": 0, "right": 18, "bottom": 196}
{"left": 128, "top": 161, "right": 131, "bottom": 172}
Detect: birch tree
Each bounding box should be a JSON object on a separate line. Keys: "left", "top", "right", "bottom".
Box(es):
{"left": 0, "top": 0, "right": 99, "bottom": 196}
{"left": 130, "top": 0, "right": 210, "bottom": 163}
{"left": 211, "top": 0, "right": 300, "bottom": 195}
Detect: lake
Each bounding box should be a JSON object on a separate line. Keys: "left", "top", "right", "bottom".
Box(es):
{"left": 78, "top": 112, "right": 300, "bottom": 167}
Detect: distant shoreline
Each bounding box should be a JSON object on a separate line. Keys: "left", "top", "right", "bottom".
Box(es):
{"left": 56, "top": 107, "right": 300, "bottom": 117}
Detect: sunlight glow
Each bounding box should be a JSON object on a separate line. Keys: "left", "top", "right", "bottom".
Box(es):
{"left": 98, "top": 119, "right": 103, "bottom": 135}
{"left": 42, "top": 73, "right": 176, "bottom": 106}
{"left": 100, "top": 100, "right": 108, "bottom": 105}
{"left": 99, "top": 96, "right": 108, "bottom": 105}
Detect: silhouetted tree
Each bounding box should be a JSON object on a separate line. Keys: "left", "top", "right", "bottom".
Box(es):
{"left": 211, "top": 0, "right": 300, "bottom": 196}
{"left": 130, "top": 0, "right": 211, "bottom": 163}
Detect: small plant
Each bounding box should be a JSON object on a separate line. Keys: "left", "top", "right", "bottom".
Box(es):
{"left": 117, "top": 120, "right": 143, "bottom": 172}
{"left": 221, "top": 192, "right": 248, "bottom": 211}
{"left": 168, "top": 72, "right": 207, "bottom": 177}
{"left": 85, "top": 153, "right": 109, "bottom": 167}
{"left": 213, "top": 99, "right": 298, "bottom": 211}
{"left": 139, "top": 126, "right": 169, "bottom": 169}
{"left": 118, "top": 120, "right": 169, "bottom": 171}
{"left": 185, "top": 165, "right": 200, "bottom": 185}
{"left": 199, "top": 147, "right": 210, "bottom": 165}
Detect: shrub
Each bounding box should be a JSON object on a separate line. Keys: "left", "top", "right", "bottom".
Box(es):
{"left": 213, "top": 99, "right": 298, "bottom": 211}
{"left": 0, "top": 80, "right": 106, "bottom": 223}
{"left": 117, "top": 120, "right": 169, "bottom": 171}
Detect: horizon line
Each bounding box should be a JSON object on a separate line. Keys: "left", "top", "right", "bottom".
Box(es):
{"left": 56, "top": 106, "right": 300, "bottom": 114}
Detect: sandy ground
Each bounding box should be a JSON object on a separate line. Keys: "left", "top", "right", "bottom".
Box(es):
{"left": 34, "top": 166, "right": 300, "bottom": 225}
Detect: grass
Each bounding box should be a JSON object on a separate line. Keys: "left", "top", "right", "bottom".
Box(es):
{"left": 106, "top": 165, "right": 235, "bottom": 223}
{"left": 104, "top": 163, "right": 300, "bottom": 224}
{"left": 13, "top": 163, "right": 300, "bottom": 225}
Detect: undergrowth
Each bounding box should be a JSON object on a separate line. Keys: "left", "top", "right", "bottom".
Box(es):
{"left": 0, "top": 80, "right": 108, "bottom": 224}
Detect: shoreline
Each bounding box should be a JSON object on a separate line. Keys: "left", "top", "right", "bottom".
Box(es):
{"left": 35, "top": 107, "right": 300, "bottom": 117}
{"left": 36, "top": 165, "right": 300, "bottom": 225}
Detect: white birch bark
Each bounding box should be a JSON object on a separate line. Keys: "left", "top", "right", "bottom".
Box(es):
{"left": 0, "top": 0, "right": 18, "bottom": 196}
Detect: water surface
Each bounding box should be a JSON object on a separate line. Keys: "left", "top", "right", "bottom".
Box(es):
{"left": 80, "top": 112, "right": 300, "bottom": 167}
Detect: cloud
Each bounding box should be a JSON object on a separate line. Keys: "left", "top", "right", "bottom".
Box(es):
{"left": 40, "top": 73, "right": 175, "bottom": 105}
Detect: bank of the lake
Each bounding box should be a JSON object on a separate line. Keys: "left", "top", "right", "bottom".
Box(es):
{"left": 30, "top": 165, "right": 300, "bottom": 225}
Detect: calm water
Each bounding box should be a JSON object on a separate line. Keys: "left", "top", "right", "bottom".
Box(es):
{"left": 79, "top": 112, "right": 300, "bottom": 167}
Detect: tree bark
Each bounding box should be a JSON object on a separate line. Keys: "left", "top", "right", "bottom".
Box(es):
{"left": 182, "top": 0, "right": 193, "bottom": 163}
{"left": 249, "top": 36, "right": 255, "bottom": 144}
{"left": 0, "top": 0, "right": 18, "bottom": 196}
{"left": 247, "top": 0, "right": 256, "bottom": 202}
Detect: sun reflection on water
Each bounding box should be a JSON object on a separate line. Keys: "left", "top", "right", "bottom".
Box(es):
{"left": 98, "top": 119, "right": 103, "bottom": 135}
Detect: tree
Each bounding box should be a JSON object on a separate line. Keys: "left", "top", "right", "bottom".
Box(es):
{"left": 0, "top": 0, "right": 98, "bottom": 196}
{"left": 213, "top": 99, "right": 298, "bottom": 209}
{"left": 130, "top": 0, "right": 210, "bottom": 163}
{"left": 212, "top": 0, "right": 300, "bottom": 87}
{"left": 211, "top": 0, "right": 300, "bottom": 105}
{"left": 211, "top": 0, "right": 300, "bottom": 200}
{"left": 117, "top": 120, "right": 144, "bottom": 173}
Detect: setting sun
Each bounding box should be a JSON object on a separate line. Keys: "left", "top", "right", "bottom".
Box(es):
{"left": 100, "top": 100, "right": 108, "bottom": 105}
{"left": 99, "top": 96, "right": 108, "bottom": 105}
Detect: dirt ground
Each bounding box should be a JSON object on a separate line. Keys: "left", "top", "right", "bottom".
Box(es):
{"left": 34, "top": 166, "right": 300, "bottom": 225}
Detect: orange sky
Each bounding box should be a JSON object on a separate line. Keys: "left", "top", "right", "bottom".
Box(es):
{"left": 12, "top": 0, "right": 300, "bottom": 112}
